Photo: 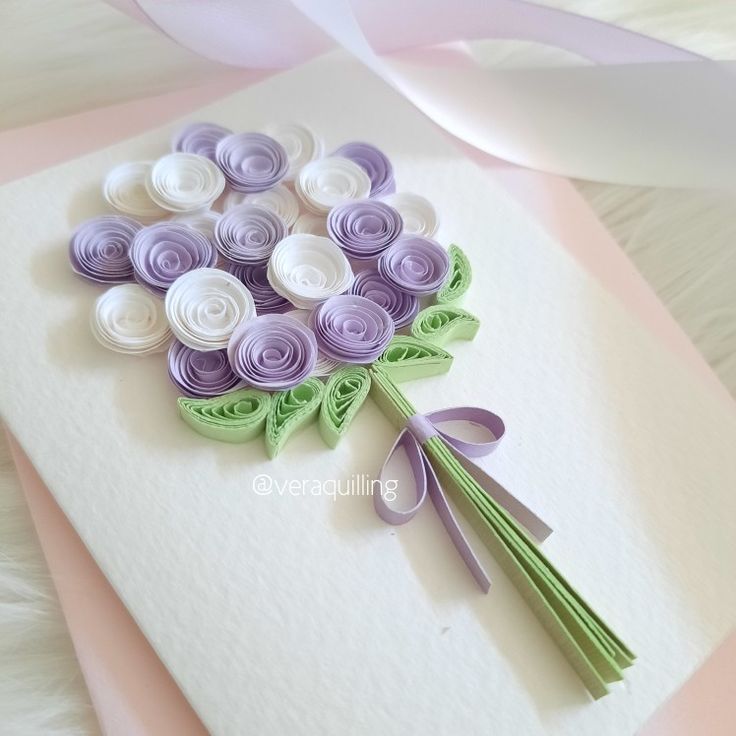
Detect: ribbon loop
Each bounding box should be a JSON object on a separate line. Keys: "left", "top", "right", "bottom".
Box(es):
{"left": 376, "top": 405, "right": 553, "bottom": 591}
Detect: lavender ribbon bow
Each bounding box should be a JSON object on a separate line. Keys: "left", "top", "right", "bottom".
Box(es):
{"left": 375, "top": 407, "right": 552, "bottom": 592}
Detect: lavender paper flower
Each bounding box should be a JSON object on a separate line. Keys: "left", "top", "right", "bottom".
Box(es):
{"left": 227, "top": 261, "right": 290, "bottom": 314}
{"left": 173, "top": 122, "right": 232, "bottom": 161}
{"left": 215, "top": 204, "right": 287, "bottom": 264}
{"left": 310, "top": 294, "right": 395, "bottom": 363}
{"left": 377, "top": 236, "right": 450, "bottom": 296}
{"left": 327, "top": 200, "right": 403, "bottom": 260}
{"left": 215, "top": 133, "right": 289, "bottom": 193}
{"left": 227, "top": 314, "right": 318, "bottom": 390}
{"left": 349, "top": 268, "right": 418, "bottom": 328}
{"left": 130, "top": 223, "right": 217, "bottom": 296}
{"left": 69, "top": 215, "right": 141, "bottom": 284}
{"left": 332, "top": 141, "right": 395, "bottom": 197}
{"left": 168, "top": 340, "right": 243, "bottom": 397}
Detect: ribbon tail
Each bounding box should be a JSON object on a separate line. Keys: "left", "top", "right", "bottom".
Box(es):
{"left": 422, "top": 452, "right": 492, "bottom": 593}
{"left": 447, "top": 446, "right": 553, "bottom": 543}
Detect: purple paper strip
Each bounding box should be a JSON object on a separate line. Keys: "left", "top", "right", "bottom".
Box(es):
{"left": 227, "top": 313, "right": 318, "bottom": 390}
{"left": 327, "top": 199, "right": 403, "bottom": 260}
{"left": 167, "top": 340, "right": 243, "bottom": 397}
{"left": 310, "top": 294, "right": 395, "bottom": 363}
{"left": 377, "top": 235, "right": 450, "bottom": 296}
{"left": 332, "top": 141, "right": 395, "bottom": 197}
{"left": 349, "top": 268, "right": 418, "bottom": 328}
{"left": 69, "top": 215, "right": 142, "bottom": 284}
{"left": 226, "top": 261, "right": 291, "bottom": 314}
{"left": 172, "top": 122, "right": 232, "bottom": 161}
{"left": 215, "top": 132, "right": 289, "bottom": 193}
{"left": 129, "top": 222, "right": 217, "bottom": 296}
{"left": 215, "top": 204, "right": 287, "bottom": 264}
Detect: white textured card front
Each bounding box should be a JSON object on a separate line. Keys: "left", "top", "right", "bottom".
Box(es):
{"left": 0, "top": 54, "right": 735, "bottom": 736}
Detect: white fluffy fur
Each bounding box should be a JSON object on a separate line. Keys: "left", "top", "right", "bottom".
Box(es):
{"left": 1, "top": 0, "right": 735, "bottom": 733}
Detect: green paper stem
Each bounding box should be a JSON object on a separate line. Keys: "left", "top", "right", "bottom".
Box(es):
{"left": 265, "top": 378, "right": 324, "bottom": 458}
{"left": 436, "top": 244, "right": 472, "bottom": 304}
{"left": 177, "top": 389, "right": 272, "bottom": 443}
{"left": 369, "top": 366, "right": 634, "bottom": 699}
{"left": 411, "top": 305, "right": 480, "bottom": 346}
{"left": 373, "top": 335, "right": 453, "bottom": 382}
{"left": 319, "top": 366, "right": 371, "bottom": 448}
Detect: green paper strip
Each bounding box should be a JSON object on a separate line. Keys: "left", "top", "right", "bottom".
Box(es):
{"left": 319, "top": 366, "right": 371, "bottom": 448}
{"left": 373, "top": 335, "right": 453, "bottom": 382}
{"left": 177, "top": 389, "right": 271, "bottom": 443}
{"left": 411, "top": 305, "right": 480, "bottom": 346}
{"left": 265, "top": 377, "right": 324, "bottom": 458}
{"left": 369, "top": 366, "right": 635, "bottom": 699}
{"left": 436, "top": 244, "right": 472, "bottom": 304}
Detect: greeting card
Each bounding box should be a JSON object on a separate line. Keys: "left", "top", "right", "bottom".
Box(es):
{"left": 1, "top": 54, "right": 735, "bottom": 735}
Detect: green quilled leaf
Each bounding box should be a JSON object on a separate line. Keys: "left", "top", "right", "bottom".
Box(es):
{"left": 373, "top": 335, "right": 453, "bottom": 382}
{"left": 319, "top": 366, "right": 371, "bottom": 448}
{"left": 436, "top": 244, "right": 472, "bottom": 304}
{"left": 177, "top": 389, "right": 271, "bottom": 443}
{"left": 265, "top": 377, "right": 325, "bottom": 458}
{"left": 411, "top": 305, "right": 480, "bottom": 346}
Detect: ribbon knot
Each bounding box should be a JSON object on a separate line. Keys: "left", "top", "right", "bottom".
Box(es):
{"left": 374, "top": 407, "right": 552, "bottom": 593}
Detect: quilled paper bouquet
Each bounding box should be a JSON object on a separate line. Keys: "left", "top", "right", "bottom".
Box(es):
{"left": 69, "top": 121, "right": 634, "bottom": 698}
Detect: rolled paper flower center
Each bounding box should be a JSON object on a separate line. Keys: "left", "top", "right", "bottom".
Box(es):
{"left": 327, "top": 199, "right": 403, "bottom": 260}
{"left": 146, "top": 153, "right": 225, "bottom": 213}
{"left": 263, "top": 123, "right": 323, "bottom": 180}
{"left": 91, "top": 283, "right": 172, "bottom": 356}
{"left": 215, "top": 132, "right": 289, "bottom": 193}
{"left": 227, "top": 262, "right": 289, "bottom": 314}
{"left": 295, "top": 157, "right": 371, "bottom": 215}
{"left": 167, "top": 339, "right": 242, "bottom": 398}
{"left": 227, "top": 314, "right": 318, "bottom": 391}
{"left": 381, "top": 192, "right": 439, "bottom": 238}
{"left": 165, "top": 268, "right": 256, "bottom": 351}
{"left": 130, "top": 223, "right": 217, "bottom": 296}
{"left": 333, "top": 141, "right": 395, "bottom": 197}
{"left": 310, "top": 294, "right": 395, "bottom": 363}
{"left": 348, "top": 267, "right": 419, "bottom": 329}
{"left": 377, "top": 236, "right": 450, "bottom": 296}
{"left": 173, "top": 122, "right": 232, "bottom": 161}
{"left": 69, "top": 215, "right": 142, "bottom": 284}
{"left": 267, "top": 234, "right": 354, "bottom": 309}
{"left": 103, "top": 161, "right": 167, "bottom": 221}
{"left": 215, "top": 204, "right": 287, "bottom": 264}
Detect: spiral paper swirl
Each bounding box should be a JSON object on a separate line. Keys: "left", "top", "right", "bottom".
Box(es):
{"left": 165, "top": 267, "right": 256, "bottom": 350}
{"left": 333, "top": 141, "right": 395, "bottom": 197}
{"left": 215, "top": 132, "right": 289, "bottom": 193}
{"left": 310, "top": 294, "right": 395, "bottom": 363}
{"left": 145, "top": 153, "right": 225, "bottom": 213}
{"left": 172, "top": 122, "right": 232, "bottom": 161}
{"left": 69, "top": 215, "right": 141, "bottom": 284}
{"left": 91, "top": 283, "right": 171, "bottom": 355}
{"left": 327, "top": 200, "right": 403, "bottom": 260}
{"left": 227, "top": 314, "right": 318, "bottom": 390}
{"left": 262, "top": 122, "right": 323, "bottom": 180}
{"left": 267, "top": 234, "right": 354, "bottom": 309}
{"left": 295, "top": 157, "right": 371, "bottom": 215}
{"left": 285, "top": 309, "right": 344, "bottom": 376}
{"left": 214, "top": 204, "right": 287, "bottom": 264}
{"left": 168, "top": 340, "right": 243, "bottom": 397}
{"left": 227, "top": 262, "right": 290, "bottom": 314}
{"left": 103, "top": 161, "right": 167, "bottom": 221}
{"left": 173, "top": 210, "right": 220, "bottom": 244}
{"left": 381, "top": 192, "right": 439, "bottom": 238}
{"left": 129, "top": 223, "right": 217, "bottom": 296}
{"left": 377, "top": 236, "right": 450, "bottom": 296}
{"left": 349, "top": 268, "right": 418, "bottom": 328}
